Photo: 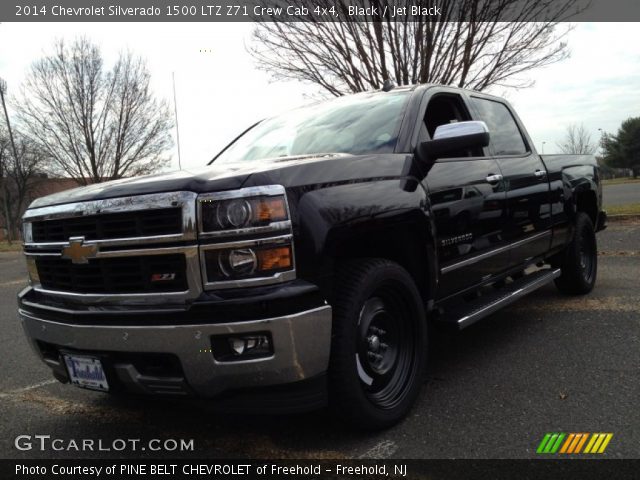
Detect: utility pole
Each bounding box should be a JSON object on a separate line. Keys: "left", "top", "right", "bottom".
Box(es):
{"left": 0, "top": 78, "right": 18, "bottom": 243}
{"left": 172, "top": 72, "right": 182, "bottom": 170}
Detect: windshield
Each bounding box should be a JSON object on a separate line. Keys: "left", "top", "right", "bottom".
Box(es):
{"left": 214, "top": 91, "right": 410, "bottom": 163}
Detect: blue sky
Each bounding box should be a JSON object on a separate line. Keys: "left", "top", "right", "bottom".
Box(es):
{"left": 0, "top": 22, "right": 638, "bottom": 168}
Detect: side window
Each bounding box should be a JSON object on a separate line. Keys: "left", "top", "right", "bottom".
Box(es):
{"left": 470, "top": 97, "right": 528, "bottom": 156}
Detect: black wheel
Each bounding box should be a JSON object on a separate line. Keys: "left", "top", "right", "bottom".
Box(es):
{"left": 329, "top": 259, "right": 427, "bottom": 430}
{"left": 553, "top": 212, "right": 598, "bottom": 294}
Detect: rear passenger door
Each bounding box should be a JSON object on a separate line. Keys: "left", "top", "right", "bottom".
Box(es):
{"left": 419, "top": 91, "right": 509, "bottom": 298}
{"left": 468, "top": 96, "right": 552, "bottom": 270}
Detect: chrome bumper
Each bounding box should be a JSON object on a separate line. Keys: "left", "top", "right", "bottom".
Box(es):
{"left": 19, "top": 306, "right": 332, "bottom": 397}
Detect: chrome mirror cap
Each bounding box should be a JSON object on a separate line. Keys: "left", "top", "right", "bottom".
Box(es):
{"left": 433, "top": 120, "right": 489, "bottom": 140}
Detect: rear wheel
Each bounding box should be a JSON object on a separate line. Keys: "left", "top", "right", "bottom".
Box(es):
{"left": 553, "top": 212, "right": 598, "bottom": 294}
{"left": 329, "top": 259, "right": 427, "bottom": 430}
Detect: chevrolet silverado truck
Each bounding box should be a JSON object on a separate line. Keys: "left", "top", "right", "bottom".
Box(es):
{"left": 18, "top": 84, "right": 606, "bottom": 429}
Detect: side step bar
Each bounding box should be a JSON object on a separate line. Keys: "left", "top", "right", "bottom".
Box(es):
{"left": 440, "top": 268, "right": 561, "bottom": 330}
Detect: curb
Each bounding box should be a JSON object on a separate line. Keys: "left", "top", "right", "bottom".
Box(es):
{"left": 607, "top": 214, "right": 640, "bottom": 223}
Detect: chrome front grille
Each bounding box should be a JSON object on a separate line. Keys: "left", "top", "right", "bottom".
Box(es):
{"left": 36, "top": 254, "right": 188, "bottom": 294}
{"left": 22, "top": 187, "right": 297, "bottom": 305}
{"left": 22, "top": 191, "right": 200, "bottom": 305}
{"left": 32, "top": 207, "right": 183, "bottom": 242}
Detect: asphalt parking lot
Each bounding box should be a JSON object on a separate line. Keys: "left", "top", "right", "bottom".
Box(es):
{"left": 1, "top": 221, "right": 638, "bottom": 460}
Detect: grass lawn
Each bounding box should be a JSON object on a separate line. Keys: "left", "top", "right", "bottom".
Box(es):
{"left": 0, "top": 242, "right": 23, "bottom": 252}
{"left": 603, "top": 177, "right": 640, "bottom": 186}
{"left": 607, "top": 203, "right": 640, "bottom": 215}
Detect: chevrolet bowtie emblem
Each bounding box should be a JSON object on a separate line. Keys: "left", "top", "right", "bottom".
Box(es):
{"left": 61, "top": 236, "right": 98, "bottom": 264}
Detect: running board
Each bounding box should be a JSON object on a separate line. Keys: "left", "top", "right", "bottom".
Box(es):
{"left": 440, "top": 268, "right": 561, "bottom": 330}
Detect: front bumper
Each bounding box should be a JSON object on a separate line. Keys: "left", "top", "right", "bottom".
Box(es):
{"left": 19, "top": 304, "right": 332, "bottom": 399}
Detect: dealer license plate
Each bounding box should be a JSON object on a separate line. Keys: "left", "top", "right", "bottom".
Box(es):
{"left": 62, "top": 354, "right": 109, "bottom": 391}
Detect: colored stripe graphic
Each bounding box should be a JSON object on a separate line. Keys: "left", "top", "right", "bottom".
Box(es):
{"left": 559, "top": 433, "right": 575, "bottom": 453}
{"left": 537, "top": 433, "right": 566, "bottom": 454}
{"left": 550, "top": 433, "right": 566, "bottom": 453}
{"left": 574, "top": 433, "right": 589, "bottom": 453}
{"left": 592, "top": 433, "right": 606, "bottom": 453}
{"left": 597, "top": 434, "right": 614, "bottom": 453}
{"left": 538, "top": 433, "right": 613, "bottom": 454}
{"left": 537, "top": 433, "right": 553, "bottom": 453}
{"left": 543, "top": 433, "right": 558, "bottom": 453}
{"left": 584, "top": 434, "right": 598, "bottom": 453}
{"left": 584, "top": 433, "right": 614, "bottom": 454}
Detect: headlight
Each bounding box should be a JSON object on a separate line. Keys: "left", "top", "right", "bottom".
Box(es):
{"left": 205, "top": 244, "right": 293, "bottom": 283}
{"left": 199, "top": 188, "right": 288, "bottom": 234}
{"left": 219, "top": 248, "right": 257, "bottom": 276}
{"left": 197, "top": 185, "right": 296, "bottom": 289}
{"left": 23, "top": 222, "right": 33, "bottom": 243}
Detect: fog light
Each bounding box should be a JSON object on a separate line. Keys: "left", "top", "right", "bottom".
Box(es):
{"left": 211, "top": 333, "right": 272, "bottom": 362}
{"left": 228, "top": 335, "right": 270, "bottom": 356}
{"left": 230, "top": 338, "right": 247, "bottom": 355}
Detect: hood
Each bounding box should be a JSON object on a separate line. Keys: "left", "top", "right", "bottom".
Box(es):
{"left": 28, "top": 153, "right": 410, "bottom": 209}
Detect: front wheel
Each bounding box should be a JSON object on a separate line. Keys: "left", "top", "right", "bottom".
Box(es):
{"left": 329, "top": 259, "right": 427, "bottom": 430}
{"left": 553, "top": 212, "right": 598, "bottom": 294}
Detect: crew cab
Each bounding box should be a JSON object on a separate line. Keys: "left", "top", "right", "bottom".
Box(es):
{"left": 18, "top": 84, "right": 606, "bottom": 429}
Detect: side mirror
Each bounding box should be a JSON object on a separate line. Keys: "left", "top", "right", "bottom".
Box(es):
{"left": 416, "top": 121, "right": 490, "bottom": 163}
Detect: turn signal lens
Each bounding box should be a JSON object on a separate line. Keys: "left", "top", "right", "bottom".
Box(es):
{"left": 257, "top": 246, "right": 292, "bottom": 272}
{"left": 255, "top": 198, "right": 287, "bottom": 222}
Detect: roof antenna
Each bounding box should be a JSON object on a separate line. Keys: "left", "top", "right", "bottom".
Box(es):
{"left": 382, "top": 79, "right": 395, "bottom": 92}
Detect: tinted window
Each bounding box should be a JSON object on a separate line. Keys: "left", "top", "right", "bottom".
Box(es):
{"left": 470, "top": 97, "right": 527, "bottom": 155}
{"left": 215, "top": 91, "right": 409, "bottom": 163}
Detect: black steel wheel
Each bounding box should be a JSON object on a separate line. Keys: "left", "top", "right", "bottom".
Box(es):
{"left": 329, "top": 259, "right": 427, "bottom": 430}
{"left": 554, "top": 212, "right": 598, "bottom": 294}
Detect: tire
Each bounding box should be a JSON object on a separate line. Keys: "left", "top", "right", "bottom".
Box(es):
{"left": 329, "top": 258, "right": 427, "bottom": 430}
{"left": 553, "top": 212, "right": 598, "bottom": 295}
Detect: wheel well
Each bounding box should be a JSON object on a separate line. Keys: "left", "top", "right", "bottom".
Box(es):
{"left": 576, "top": 190, "right": 598, "bottom": 226}
{"left": 330, "top": 225, "right": 431, "bottom": 301}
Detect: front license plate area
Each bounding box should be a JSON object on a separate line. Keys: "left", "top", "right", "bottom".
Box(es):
{"left": 62, "top": 354, "right": 109, "bottom": 392}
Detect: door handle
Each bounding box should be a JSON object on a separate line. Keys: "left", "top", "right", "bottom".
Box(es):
{"left": 534, "top": 169, "right": 546, "bottom": 179}
{"left": 485, "top": 174, "right": 503, "bottom": 184}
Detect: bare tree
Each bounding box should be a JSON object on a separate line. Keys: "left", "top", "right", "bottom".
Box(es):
{"left": 250, "top": 0, "right": 584, "bottom": 96}
{"left": 0, "top": 130, "right": 12, "bottom": 242}
{"left": 0, "top": 127, "right": 47, "bottom": 241}
{"left": 556, "top": 123, "right": 597, "bottom": 155}
{"left": 17, "top": 38, "right": 173, "bottom": 185}
{"left": 1, "top": 77, "right": 22, "bottom": 242}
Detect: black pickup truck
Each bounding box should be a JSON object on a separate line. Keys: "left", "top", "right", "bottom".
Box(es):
{"left": 18, "top": 84, "right": 606, "bottom": 429}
